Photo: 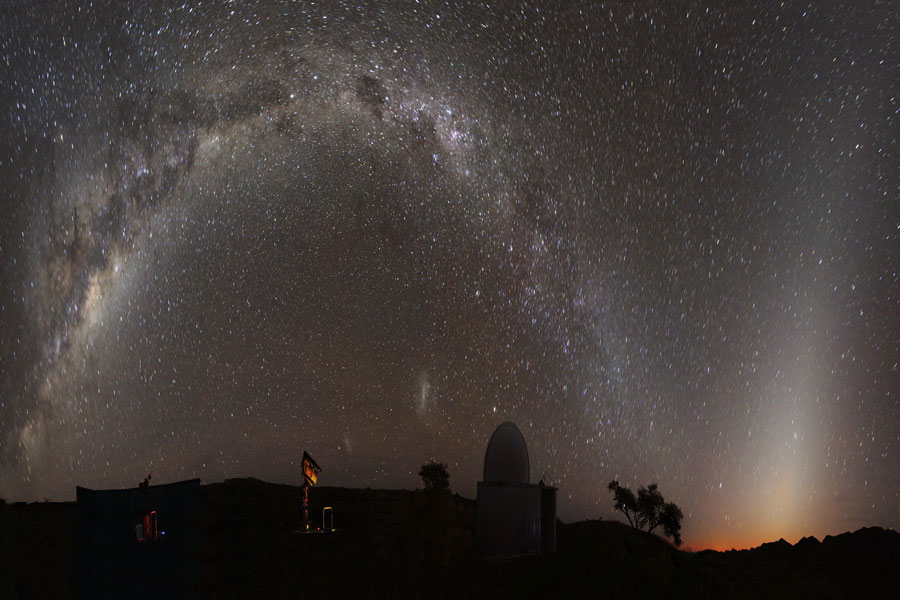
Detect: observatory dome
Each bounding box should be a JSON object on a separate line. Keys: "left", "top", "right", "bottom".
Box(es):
{"left": 483, "top": 422, "right": 530, "bottom": 484}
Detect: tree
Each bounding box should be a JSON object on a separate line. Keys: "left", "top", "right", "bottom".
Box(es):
{"left": 419, "top": 460, "right": 450, "bottom": 491}
{"left": 659, "top": 501, "right": 684, "bottom": 547}
{"left": 636, "top": 483, "right": 664, "bottom": 531}
{"left": 607, "top": 480, "right": 683, "bottom": 547}
{"left": 607, "top": 480, "right": 638, "bottom": 527}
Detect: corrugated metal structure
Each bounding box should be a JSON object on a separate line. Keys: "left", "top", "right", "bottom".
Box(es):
{"left": 76, "top": 478, "right": 200, "bottom": 599}
{"left": 476, "top": 422, "right": 557, "bottom": 557}
{"left": 476, "top": 481, "right": 542, "bottom": 556}
{"left": 540, "top": 484, "right": 558, "bottom": 555}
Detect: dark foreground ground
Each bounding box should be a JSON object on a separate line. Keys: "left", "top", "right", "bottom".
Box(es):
{"left": 1, "top": 478, "right": 897, "bottom": 599}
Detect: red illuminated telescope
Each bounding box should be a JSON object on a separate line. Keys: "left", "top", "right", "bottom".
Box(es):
{"left": 302, "top": 451, "right": 321, "bottom": 486}
{"left": 299, "top": 451, "right": 321, "bottom": 531}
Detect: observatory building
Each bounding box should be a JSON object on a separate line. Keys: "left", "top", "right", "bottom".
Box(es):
{"left": 476, "top": 422, "right": 557, "bottom": 557}
{"left": 76, "top": 478, "right": 200, "bottom": 598}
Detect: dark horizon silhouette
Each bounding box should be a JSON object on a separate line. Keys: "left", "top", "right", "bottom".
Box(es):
{"left": 2, "top": 477, "right": 897, "bottom": 599}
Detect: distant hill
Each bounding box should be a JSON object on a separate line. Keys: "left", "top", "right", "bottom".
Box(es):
{"left": 692, "top": 527, "right": 900, "bottom": 599}
{"left": 1, "top": 478, "right": 897, "bottom": 598}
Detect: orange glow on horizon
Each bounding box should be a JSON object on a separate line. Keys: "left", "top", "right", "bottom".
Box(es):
{"left": 691, "top": 537, "right": 766, "bottom": 552}
{"left": 689, "top": 531, "right": 820, "bottom": 552}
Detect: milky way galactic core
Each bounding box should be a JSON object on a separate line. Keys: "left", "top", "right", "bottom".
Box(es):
{"left": 1, "top": 1, "right": 897, "bottom": 549}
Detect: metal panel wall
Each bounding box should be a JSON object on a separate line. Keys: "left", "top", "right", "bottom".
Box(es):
{"left": 76, "top": 479, "right": 200, "bottom": 599}
{"left": 540, "top": 486, "right": 557, "bottom": 554}
{"left": 476, "top": 482, "right": 543, "bottom": 557}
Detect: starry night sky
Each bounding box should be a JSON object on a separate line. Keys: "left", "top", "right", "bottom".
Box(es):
{"left": 1, "top": 1, "right": 897, "bottom": 550}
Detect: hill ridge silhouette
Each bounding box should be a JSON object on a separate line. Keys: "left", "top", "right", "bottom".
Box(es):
{"left": 2, "top": 478, "right": 897, "bottom": 598}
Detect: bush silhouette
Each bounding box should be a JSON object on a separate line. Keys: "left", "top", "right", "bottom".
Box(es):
{"left": 608, "top": 480, "right": 683, "bottom": 546}
{"left": 419, "top": 460, "right": 450, "bottom": 491}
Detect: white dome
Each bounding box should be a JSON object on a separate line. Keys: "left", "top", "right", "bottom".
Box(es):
{"left": 483, "top": 422, "right": 530, "bottom": 484}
